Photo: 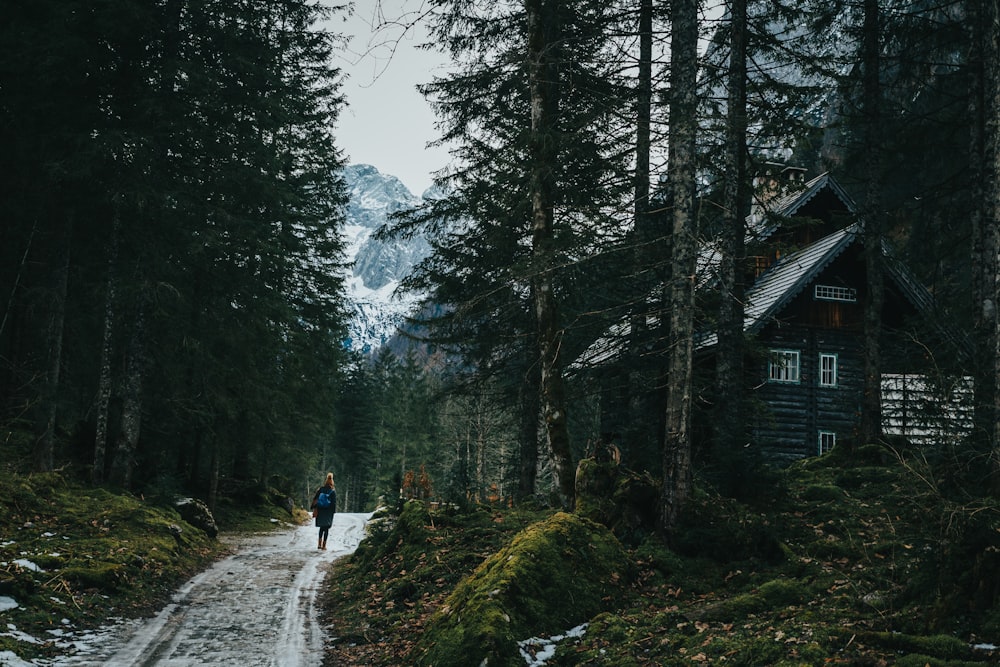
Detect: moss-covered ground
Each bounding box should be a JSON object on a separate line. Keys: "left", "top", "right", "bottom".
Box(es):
{"left": 0, "top": 467, "right": 303, "bottom": 662}
{"left": 321, "top": 446, "right": 1000, "bottom": 666}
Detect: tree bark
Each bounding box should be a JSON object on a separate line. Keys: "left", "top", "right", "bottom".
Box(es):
{"left": 714, "top": 0, "right": 749, "bottom": 454}
{"left": 526, "top": 0, "right": 575, "bottom": 510}
{"left": 635, "top": 0, "right": 652, "bottom": 220}
{"left": 35, "top": 212, "right": 73, "bottom": 472}
{"left": 625, "top": 0, "right": 661, "bottom": 466}
{"left": 110, "top": 289, "right": 147, "bottom": 490}
{"left": 209, "top": 439, "right": 220, "bottom": 512}
{"left": 93, "top": 209, "right": 120, "bottom": 484}
{"left": 986, "top": 0, "right": 1000, "bottom": 489}
{"left": 517, "top": 348, "right": 540, "bottom": 499}
{"left": 968, "top": 0, "right": 997, "bottom": 454}
{"left": 660, "top": 0, "right": 699, "bottom": 538}
{"left": 859, "top": 0, "right": 884, "bottom": 447}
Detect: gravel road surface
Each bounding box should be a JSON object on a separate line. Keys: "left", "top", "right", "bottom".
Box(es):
{"left": 45, "top": 512, "right": 368, "bottom": 667}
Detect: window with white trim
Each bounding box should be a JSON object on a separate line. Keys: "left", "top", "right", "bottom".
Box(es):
{"left": 818, "top": 431, "right": 836, "bottom": 455}
{"left": 815, "top": 285, "right": 857, "bottom": 302}
{"left": 819, "top": 353, "right": 838, "bottom": 387}
{"left": 768, "top": 350, "right": 801, "bottom": 383}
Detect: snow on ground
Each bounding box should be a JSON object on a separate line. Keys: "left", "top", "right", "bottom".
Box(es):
{"left": 518, "top": 623, "right": 589, "bottom": 666}
{"left": 12, "top": 513, "right": 370, "bottom": 667}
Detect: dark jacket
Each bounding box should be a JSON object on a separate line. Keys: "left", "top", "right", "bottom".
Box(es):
{"left": 311, "top": 484, "right": 336, "bottom": 528}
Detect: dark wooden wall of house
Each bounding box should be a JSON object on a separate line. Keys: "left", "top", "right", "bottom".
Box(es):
{"left": 750, "top": 325, "right": 863, "bottom": 462}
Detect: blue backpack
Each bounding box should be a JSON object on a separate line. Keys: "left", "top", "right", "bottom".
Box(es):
{"left": 316, "top": 491, "right": 332, "bottom": 508}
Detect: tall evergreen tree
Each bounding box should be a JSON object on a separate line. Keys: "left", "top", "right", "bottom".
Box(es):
{"left": 383, "top": 0, "right": 636, "bottom": 502}
{"left": 713, "top": 0, "right": 750, "bottom": 455}
{"left": 984, "top": 0, "right": 1000, "bottom": 488}
{"left": 968, "top": 0, "right": 998, "bottom": 462}
{"left": 0, "top": 0, "right": 351, "bottom": 494}
{"left": 859, "top": 0, "right": 884, "bottom": 447}
{"left": 526, "top": 0, "right": 575, "bottom": 509}
{"left": 661, "top": 0, "right": 700, "bottom": 537}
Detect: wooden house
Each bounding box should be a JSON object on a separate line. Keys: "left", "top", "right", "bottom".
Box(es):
{"left": 576, "top": 169, "right": 971, "bottom": 463}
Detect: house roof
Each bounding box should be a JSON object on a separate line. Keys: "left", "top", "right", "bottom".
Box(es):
{"left": 698, "top": 222, "right": 968, "bottom": 355}
{"left": 572, "top": 172, "right": 965, "bottom": 370}
{"left": 743, "top": 222, "right": 860, "bottom": 333}
{"left": 695, "top": 223, "right": 859, "bottom": 348}
{"left": 749, "top": 171, "right": 858, "bottom": 242}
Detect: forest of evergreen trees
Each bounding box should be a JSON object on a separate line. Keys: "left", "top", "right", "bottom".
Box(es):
{"left": 3, "top": 0, "right": 999, "bottom": 529}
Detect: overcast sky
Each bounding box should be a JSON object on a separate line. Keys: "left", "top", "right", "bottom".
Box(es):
{"left": 327, "top": 2, "right": 450, "bottom": 195}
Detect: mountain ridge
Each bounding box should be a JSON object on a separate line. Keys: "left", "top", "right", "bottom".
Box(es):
{"left": 341, "top": 163, "right": 431, "bottom": 354}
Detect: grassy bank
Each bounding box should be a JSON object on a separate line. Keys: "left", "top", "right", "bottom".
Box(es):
{"left": 0, "top": 469, "right": 302, "bottom": 662}
{"left": 321, "top": 446, "right": 1000, "bottom": 666}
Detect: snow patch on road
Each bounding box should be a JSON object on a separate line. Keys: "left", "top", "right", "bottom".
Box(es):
{"left": 29, "top": 513, "right": 369, "bottom": 666}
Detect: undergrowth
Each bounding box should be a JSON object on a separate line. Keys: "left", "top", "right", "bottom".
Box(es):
{"left": 321, "top": 446, "right": 1000, "bottom": 666}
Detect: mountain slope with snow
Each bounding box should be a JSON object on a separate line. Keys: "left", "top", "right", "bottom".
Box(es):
{"left": 341, "top": 164, "right": 431, "bottom": 354}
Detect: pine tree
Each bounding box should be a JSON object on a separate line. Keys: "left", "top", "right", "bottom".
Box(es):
{"left": 661, "top": 0, "right": 700, "bottom": 537}
{"left": 713, "top": 0, "right": 750, "bottom": 456}
{"left": 968, "top": 0, "right": 998, "bottom": 460}
{"left": 859, "top": 0, "right": 885, "bottom": 447}
{"left": 383, "top": 0, "right": 636, "bottom": 502}
{"left": 984, "top": 0, "right": 1000, "bottom": 488}
{"left": 526, "top": 0, "right": 575, "bottom": 509}
{"left": 0, "top": 0, "right": 351, "bottom": 493}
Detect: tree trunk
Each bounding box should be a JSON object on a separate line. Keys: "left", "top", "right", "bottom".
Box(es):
{"left": 714, "top": 0, "right": 749, "bottom": 454}
{"left": 625, "top": 0, "right": 661, "bottom": 468}
{"left": 517, "top": 344, "right": 540, "bottom": 499}
{"left": 110, "top": 289, "right": 147, "bottom": 490}
{"left": 859, "top": 0, "right": 884, "bottom": 447}
{"left": 635, "top": 0, "right": 652, "bottom": 220}
{"left": 457, "top": 420, "right": 471, "bottom": 501}
{"left": 35, "top": 212, "right": 73, "bottom": 472}
{"left": 209, "top": 440, "right": 220, "bottom": 512}
{"left": 475, "top": 416, "right": 487, "bottom": 501}
{"left": 526, "top": 0, "right": 575, "bottom": 510}
{"left": 93, "top": 209, "right": 120, "bottom": 484}
{"left": 986, "top": 0, "right": 1000, "bottom": 489}
{"left": 660, "top": 0, "right": 699, "bottom": 538}
{"left": 968, "top": 0, "right": 997, "bottom": 454}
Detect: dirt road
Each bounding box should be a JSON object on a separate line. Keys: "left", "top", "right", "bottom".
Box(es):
{"left": 45, "top": 512, "right": 369, "bottom": 667}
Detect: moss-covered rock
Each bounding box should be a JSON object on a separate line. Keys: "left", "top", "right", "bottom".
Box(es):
{"left": 695, "top": 576, "right": 814, "bottom": 622}
{"left": 174, "top": 497, "right": 218, "bottom": 538}
{"left": 411, "top": 511, "right": 631, "bottom": 667}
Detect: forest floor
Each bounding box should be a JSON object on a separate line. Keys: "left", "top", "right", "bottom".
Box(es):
{"left": 320, "top": 446, "right": 1000, "bottom": 666}
{"left": 4, "top": 444, "right": 1000, "bottom": 667}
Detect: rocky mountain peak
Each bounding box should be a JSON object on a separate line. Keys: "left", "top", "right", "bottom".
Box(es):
{"left": 342, "top": 164, "right": 430, "bottom": 354}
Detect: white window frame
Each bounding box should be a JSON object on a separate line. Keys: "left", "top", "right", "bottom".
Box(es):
{"left": 818, "top": 431, "right": 836, "bottom": 455}
{"left": 768, "top": 350, "right": 801, "bottom": 383}
{"left": 814, "top": 284, "right": 858, "bottom": 302}
{"left": 819, "top": 353, "right": 838, "bottom": 387}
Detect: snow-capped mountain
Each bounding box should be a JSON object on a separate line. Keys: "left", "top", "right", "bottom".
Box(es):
{"left": 342, "top": 164, "right": 432, "bottom": 354}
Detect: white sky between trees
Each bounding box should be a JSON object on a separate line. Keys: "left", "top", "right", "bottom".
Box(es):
{"left": 327, "top": 1, "right": 451, "bottom": 196}
{"left": 325, "top": 0, "right": 724, "bottom": 196}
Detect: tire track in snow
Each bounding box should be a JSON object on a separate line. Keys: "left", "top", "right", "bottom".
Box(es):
{"left": 49, "top": 513, "right": 369, "bottom": 667}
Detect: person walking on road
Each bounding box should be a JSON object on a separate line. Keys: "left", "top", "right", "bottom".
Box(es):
{"left": 310, "top": 472, "right": 337, "bottom": 550}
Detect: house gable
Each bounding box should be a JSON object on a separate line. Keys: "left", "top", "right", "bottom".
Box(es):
{"left": 748, "top": 171, "right": 858, "bottom": 278}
